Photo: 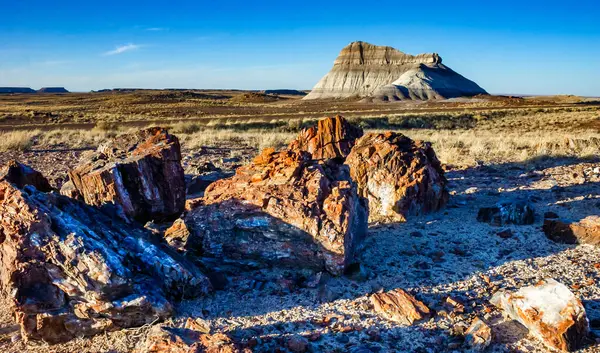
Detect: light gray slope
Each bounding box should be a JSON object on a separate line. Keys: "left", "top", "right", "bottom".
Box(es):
{"left": 304, "top": 41, "right": 487, "bottom": 101}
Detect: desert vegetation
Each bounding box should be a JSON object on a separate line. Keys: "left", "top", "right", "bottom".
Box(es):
{"left": 2, "top": 103, "right": 598, "bottom": 167}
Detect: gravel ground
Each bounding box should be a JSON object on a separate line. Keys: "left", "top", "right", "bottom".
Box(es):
{"left": 1, "top": 149, "right": 599, "bottom": 352}
{"left": 178, "top": 158, "right": 600, "bottom": 353}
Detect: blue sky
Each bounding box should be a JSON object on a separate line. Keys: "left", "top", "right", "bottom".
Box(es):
{"left": 1, "top": 0, "right": 599, "bottom": 95}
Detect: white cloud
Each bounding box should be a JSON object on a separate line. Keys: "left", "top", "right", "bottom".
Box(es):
{"left": 37, "top": 60, "right": 71, "bottom": 66}
{"left": 146, "top": 27, "right": 167, "bottom": 31}
{"left": 103, "top": 44, "right": 140, "bottom": 56}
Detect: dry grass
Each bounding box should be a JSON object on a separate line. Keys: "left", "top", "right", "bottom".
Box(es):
{"left": 394, "top": 130, "right": 600, "bottom": 166}
{"left": 2, "top": 104, "right": 598, "bottom": 168}
{"left": 179, "top": 129, "right": 295, "bottom": 151}
{"left": 38, "top": 129, "right": 113, "bottom": 148}
{"left": 0, "top": 130, "right": 40, "bottom": 152}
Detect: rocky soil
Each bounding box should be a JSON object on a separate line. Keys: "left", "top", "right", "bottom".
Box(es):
{"left": 0, "top": 134, "right": 599, "bottom": 352}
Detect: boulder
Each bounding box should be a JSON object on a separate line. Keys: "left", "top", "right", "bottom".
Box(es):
{"left": 345, "top": 132, "right": 448, "bottom": 222}
{"left": 0, "top": 160, "right": 52, "bottom": 192}
{"left": 177, "top": 147, "right": 368, "bottom": 275}
{"left": 543, "top": 216, "right": 600, "bottom": 245}
{"left": 477, "top": 200, "right": 535, "bottom": 226}
{"left": 490, "top": 279, "right": 589, "bottom": 352}
{"left": 465, "top": 317, "right": 492, "bottom": 351}
{"left": 0, "top": 181, "right": 211, "bottom": 343}
{"left": 288, "top": 115, "right": 363, "bottom": 160}
{"left": 68, "top": 127, "right": 185, "bottom": 223}
{"left": 369, "top": 288, "right": 431, "bottom": 325}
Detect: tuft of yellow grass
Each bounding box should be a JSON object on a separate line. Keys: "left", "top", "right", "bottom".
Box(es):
{"left": 0, "top": 130, "right": 40, "bottom": 152}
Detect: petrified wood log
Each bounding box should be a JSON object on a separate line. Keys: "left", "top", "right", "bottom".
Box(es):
{"left": 0, "top": 181, "right": 211, "bottom": 343}
{"left": 174, "top": 147, "right": 368, "bottom": 275}
{"left": 68, "top": 127, "right": 185, "bottom": 222}
{"left": 491, "top": 279, "right": 589, "bottom": 352}
{"left": 345, "top": 132, "right": 448, "bottom": 222}
{"left": 543, "top": 216, "right": 600, "bottom": 245}
{"left": 288, "top": 115, "right": 363, "bottom": 160}
{"left": 369, "top": 288, "right": 431, "bottom": 325}
{"left": 477, "top": 199, "right": 535, "bottom": 226}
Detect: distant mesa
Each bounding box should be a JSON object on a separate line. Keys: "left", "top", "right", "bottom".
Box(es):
{"left": 304, "top": 41, "right": 487, "bottom": 101}
{"left": 263, "top": 89, "right": 307, "bottom": 96}
{"left": 38, "top": 87, "right": 69, "bottom": 93}
{"left": 0, "top": 87, "right": 36, "bottom": 94}
{"left": 0, "top": 87, "right": 69, "bottom": 94}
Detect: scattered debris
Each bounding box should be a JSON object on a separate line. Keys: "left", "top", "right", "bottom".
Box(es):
{"left": 134, "top": 325, "right": 241, "bottom": 353}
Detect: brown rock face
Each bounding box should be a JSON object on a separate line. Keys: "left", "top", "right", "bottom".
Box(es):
{"left": 491, "top": 279, "right": 589, "bottom": 352}
{"left": 0, "top": 160, "right": 52, "bottom": 192}
{"left": 68, "top": 127, "right": 185, "bottom": 223}
{"left": 370, "top": 289, "right": 431, "bottom": 325}
{"left": 543, "top": 216, "right": 600, "bottom": 245}
{"left": 0, "top": 181, "right": 211, "bottom": 343}
{"left": 179, "top": 147, "right": 368, "bottom": 275}
{"left": 288, "top": 115, "right": 363, "bottom": 160}
{"left": 345, "top": 132, "right": 448, "bottom": 222}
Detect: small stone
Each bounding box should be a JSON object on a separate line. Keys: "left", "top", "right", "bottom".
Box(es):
{"left": 336, "top": 334, "right": 350, "bottom": 343}
{"left": 445, "top": 297, "right": 465, "bottom": 314}
{"left": 370, "top": 288, "right": 431, "bottom": 325}
{"left": 287, "top": 335, "right": 309, "bottom": 353}
{"left": 464, "top": 317, "right": 492, "bottom": 351}
{"left": 465, "top": 187, "right": 478, "bottom": 194}
{"left": 497, "top": 229, "right": 513, "bottom": 239}
{"left": 10, "top": 333, "right": 21, "bottom": 343}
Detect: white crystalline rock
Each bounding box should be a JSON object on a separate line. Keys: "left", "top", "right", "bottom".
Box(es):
{"left": 491, "top": 278, "right": 589, "bottom": 352}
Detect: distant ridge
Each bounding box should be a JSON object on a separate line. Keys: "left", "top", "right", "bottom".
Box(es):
{"left": 0, "top": 87, "right": 69, "bottom": 94}
{"left": 38, "top": 87, "right": 69, "bottom": 93}
{"left": 0, "top": 87, "right": 36, "bottom": 94}
{"left": 263, "top": 89, "right": 307, "bottom": 96}
{"left": 305, "top": 41, "right": 487, "bottom": 101}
